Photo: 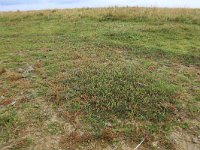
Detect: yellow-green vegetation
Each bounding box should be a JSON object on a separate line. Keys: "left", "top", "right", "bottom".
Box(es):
{"left": 0, "top": 7, "right": 200, "bottom": 149}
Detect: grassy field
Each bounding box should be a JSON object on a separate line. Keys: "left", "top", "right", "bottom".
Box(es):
{"left": 0, "top": 7, "right": 200, "bottom": 149}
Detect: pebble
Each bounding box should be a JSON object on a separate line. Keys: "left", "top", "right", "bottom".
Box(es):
{"left": 192, "top": 138, "right": 199, "bottom": 144}
{"left": 10, "top": 101, "right": 16, "bottom": 106}
{"left": 26, "top": 65, "right": 34, "bottom": 73}
{"left": 34, "top": 105, "right": 39, "bottom": 108}
{"left": 152, "top": 141, "right": 159, "bottom": 147}
{"left": 0, "top": 96, "right": 5, "bottom": 100}
{"left": 17, "top": 68, "right": 24, "bottom": 73}
{"left": 57, "top": 108, "right": 63, "bottom": 112}
{"left": 105, "top": 122, "right": 112, "bottom": 127}
{"left": 22, "top": 73, "right": 29, "bottom": 78}
{"left": 22, "top": 65, "right": 35, "bottom": 77}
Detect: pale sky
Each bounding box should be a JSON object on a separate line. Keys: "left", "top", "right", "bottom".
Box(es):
{"left": 0, "top": 0, "right": 200, "bottom": 12}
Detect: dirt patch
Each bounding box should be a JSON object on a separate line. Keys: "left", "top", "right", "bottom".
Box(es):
{"left": 30, "top": 136, "right": 62, "bottom": 150}
{"left": 170, "top": 129, "right": 200, "bottom": 150}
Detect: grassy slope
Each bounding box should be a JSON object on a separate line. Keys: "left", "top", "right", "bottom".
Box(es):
{"left": 0, "top": 7, "right": 200, "bottom": 149}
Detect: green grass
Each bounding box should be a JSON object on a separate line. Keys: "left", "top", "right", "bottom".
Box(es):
{"left": 0, "top": 7, "right": 200, "bottom": 149}
{"left": 47, "top": 122, "right": 63, "bottom": 135}
{"left": 65, "top": 63, "right": 178, "bottom": 122}
{"left": 0, "top": 109, "right": 24, "bottom": 141}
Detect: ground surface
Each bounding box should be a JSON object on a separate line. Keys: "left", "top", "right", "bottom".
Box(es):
{"left": 0, "top": 7, "right": 200, "bottom": 150}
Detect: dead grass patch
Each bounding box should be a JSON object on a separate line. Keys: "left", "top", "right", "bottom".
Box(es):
{"left": 5, "top": 70, "right": 23, "bottom": 81}
{"left": 47, "top": 82, "right": 66, "bottom": 103}
{"left": 101, "top": 128, "right": 115, "bottom": 143}
{"left": 11, "top": 138, "right": 32, "bottom": 149}
{"left": 0, "top": 68, "right": 6, "bottom": 75}
{"left": 0, "top": 99, "right": 12, "bottom": 106}
{"left": 58, "top": 110, "right": 82, "bottom": 124}
{"left": 59, "top": 131, "right": 92, "bottom": 149}
{"left": 34, "top": 59, "right": 45, "bottom": 68}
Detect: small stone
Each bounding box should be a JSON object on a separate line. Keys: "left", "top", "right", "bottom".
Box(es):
{"left": 198, "top": 135, "right": 200, "bottom": 139}
{"left": 105, "top": 122, "right": 112, "bottom": 127}
{"left": 23, "top": 65, "right": 34, "bottom": 73}
{"left": 22, "top": 72, "right": 29, "bottom": 78}
{"left": 26, "top": 65, "right": 34, "bottom": 73}
{"left": 11, "top": 101, "right": 16, "bottom": 105}
{"left": 57, "top": 108, "right": 63, "bottom": 112}
{"left": 34, "top": 105, "right": 39, "bottom": 108}
{"left": 0, "top": 96, "right": 5, "bottom": 100}
{"left": 152, "top": 141, "right": 159, "bottom": 147}
{"left": 17, "top": 68, "right": 24, "bottom": 73}
{"left": 192, "top": 138, "right": 199, "bottom": 144}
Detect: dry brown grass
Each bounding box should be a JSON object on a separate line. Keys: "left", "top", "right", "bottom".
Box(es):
{"left": 5, "top": 70, "right": 23, "bottom": 81}
{"left": 47, "top": 82, "right": 66, "bottom": 103}
{"left": 59, "top": 131, "right": 92, "bottom": 149}
{"left": 101, "top": 128, "right": 115, "bottom": 143}
{"left": 0, "top": 68, "right": 6, "bottom": 75}
{"left": 11, "top": 138, "right": 32, "bottom": 149}
{"left": 0, "top": 99, "right": 12, "bottom": 106}
{"left": 1, "top": 7, "right": 199, "bottom": 24}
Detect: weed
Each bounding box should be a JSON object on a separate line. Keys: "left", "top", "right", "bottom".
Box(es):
{"left": 0, "top": 110, "right": 23, "bottom": 142}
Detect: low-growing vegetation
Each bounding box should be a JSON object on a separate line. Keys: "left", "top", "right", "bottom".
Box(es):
{"left": 0, "top": 7, "right": 199, "bottom": 149}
